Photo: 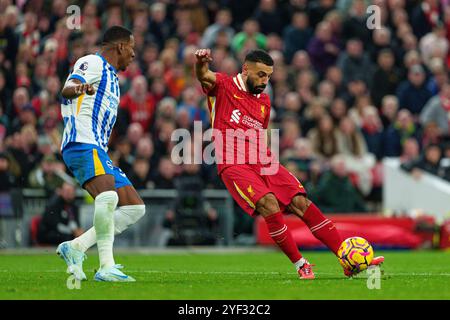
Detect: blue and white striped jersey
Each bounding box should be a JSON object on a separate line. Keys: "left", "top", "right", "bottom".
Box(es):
{"left": 61, "top": 53, "right": 120, "bottom": 152}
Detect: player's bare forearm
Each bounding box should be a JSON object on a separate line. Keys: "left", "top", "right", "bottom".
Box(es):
{"left": 61, "top": 79, "right": 95, "bottom": 99}
{"left": 194, "top": 48, "right": 216, "bottom": 91}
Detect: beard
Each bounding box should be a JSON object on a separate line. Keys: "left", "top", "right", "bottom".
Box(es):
{"left": 246, "top": 78, "right": 266, "bottom": 94}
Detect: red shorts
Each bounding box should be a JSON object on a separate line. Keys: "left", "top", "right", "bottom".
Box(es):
{"left": 220, "top": 164, "right": 307, "bottom": 216}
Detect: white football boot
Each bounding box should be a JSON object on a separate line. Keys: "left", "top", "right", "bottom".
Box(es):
{"left": 56, "top": 241, "right": 87, "bottom": 281}
{"left": 94, "top": 264, "right": 136, "bottom": 282}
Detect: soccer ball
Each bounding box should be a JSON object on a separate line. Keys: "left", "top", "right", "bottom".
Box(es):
{"left": 337, "top": 237, "right": 374, "bottom": 273}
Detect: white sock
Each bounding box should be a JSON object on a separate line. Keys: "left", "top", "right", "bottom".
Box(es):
{"left": 294, "top": 257, "right": 307, "bottom": 271}
{"left": 94, "top": 191, "right": 118, "bottom": 269}
{"left": 71, "top": 205, "right": 146, "bottom": 252}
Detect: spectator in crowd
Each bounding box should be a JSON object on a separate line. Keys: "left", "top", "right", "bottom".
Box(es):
{"left": 288, "top": 50, "right": 317, "bottom": 81}
{"left": 401, "top": 143, "right": 449, "bottom": 180}
{"left": 419, "top": 24, "right": 449, "bottom": 70}
{"left": 338, "top": 116, "right": 376, "bottom": 195}
{"left": 128, "top": 157, "right": 152, "bottom": 190}
{"left": 200, "top": 9, "right": 234, "bottom": 49}
{"left": 396, "top": 64, "right": 433, "bottom": 116}
{"left": 296, "top": 69, "right": 318, "bottom": 106}
{"left": 280, "top": 116, "right": 302, "bottom": 154}
{"left": 317, "top": 80, "right": 336, "bottom": 107}
{"left": 420, "top": 82, "right": 450, "bottom": 138}
{"left": 308, "top": 0, "right": 336, "bottom": 29}
{"left": 135, "top": 135, "right": 159, "bottom": 178}
{"left": 361, "top": 106, "right": 384, "bottom": 160}
{"left": 111, "top": 137, "right": 134, "bottom": 177}
{"left": 231, "top": 18, "right": 267, "bottom": 54}
{"left": 309, "top": 154, "right": 367, "bottom": 213}
{"left": 325, "top": 65, "right": 345, "bottom": 97}
{"left": 283, "top": 138, "right": 319, "bottom": 186}
{"left": 307, "top": 114, "right": 341, "bottom": 160}
{"left": 307, "top": 21, "right": 341, "bottom": 78}
{"left": 148, "top": 2, "right": 174, "bottom": 50}
{"left": 340, "top": 75, "right": 369, "bottom": 111}
{"left": 278, "top": 91, "right": 303, "bottom": 120}
{"left": 36, "top": 182, "right": 83, "bottom": 245}
{"left": 337, "top": 38, "right": 373, "bottom": 86}
{"left": 0, "top": 71, "right": 12, "bottom": 121}
{"left": 410, "top": 0, "right": 443, "bottom": 40}
{"left": 28, "top": 154, "right": 70, "bottom": 193}
{"left": 426, "top": 57, "right": 449, "bottom": 95}
{"left": 178, "top": 86, "right": 209, "bottom": 125}
{"left": 119, "top": 75, "right": 156, "bottom": 133}
{"left": 126, "top": 122, "right": 144, "bottom": 150}
{"left": 368, "top": 26, "right": 399, "bottom": 64}
{"left": 253, "top": 0, "right": 284, "bottom": 36}
{"left": 10, "top": 104, "right": 37, "bottom": 134}
{"left": 380, "top": 95, "right": 399, "bottom": 128}
{"left": 17, "top": 12, "right": 40, "bottom": 58}
{"left": 370, "top": 49, "right": 402, "bottom": 108}
{"left": 348, "top": 94, "right": 372, "bottom": 127}
{"left": 329, "top": 97, "right": 348, "bottom": 125}
{"left": 421, "top": 120, "right": 442, "bottom": 148}
{"left": 341, "top": 0, "right": 371, "bottom": 44}
{"left": 11, "top": 87, "right": 30, "bottom": 119}
{"left": 399, "top": 138, "right": 421, "bottom": 164}
{"left": 0, "top": 153, "right": 16, "bottom": 192}
{"left": 154, "top": 156, "right": 177, "bottom": 189}
{"left": 384, "top": 109, "right": 422, "bottom": 157}
{"left": 0, "top": 11, "right": 18, "bottom": 75}
{"left": 282, "top": 11, "right": 313, "bottom": 63}
{"left": 302, "top": 97, "right": 327, "bottom": 135}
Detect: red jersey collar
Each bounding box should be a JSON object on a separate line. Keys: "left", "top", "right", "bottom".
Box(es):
{"left": 233, "top": 73, "right": 261, "bottom": 98}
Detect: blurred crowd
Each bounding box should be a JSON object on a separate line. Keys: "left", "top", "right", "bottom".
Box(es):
{"left": 1, "top": 0, "right": 450, "bottom": 217}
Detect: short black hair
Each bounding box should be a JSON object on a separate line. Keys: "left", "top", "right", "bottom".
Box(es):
{"left": 102, "top": 26, "right": 133, "bottom": 45}
{"left": 244, "top": 49, "right": 274, "bottom": 66}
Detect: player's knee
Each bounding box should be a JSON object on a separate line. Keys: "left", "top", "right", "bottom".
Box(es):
{"left": 130, "top": 204, "right": 146, "bottom": 222}
{"left": 95, "top": 190, "right": 119, "bottom": 212}
{"left": 256, "top": 193, "right": 280, "bottom": 217}
{"left": 121, "top": 204, "right": 146, "bottom": 225}
{"left": 288, "top": 195, "right": 311, "bottom": 217}
{"left": 114, "top": 204, "right": 146, "bottom": 234}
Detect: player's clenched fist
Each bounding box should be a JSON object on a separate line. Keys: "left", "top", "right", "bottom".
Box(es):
{"left": 195, "top": 49, "right": 213, "bottom": 63}
{"left": 74, "top": 83, "right": 96, "bottom": 96}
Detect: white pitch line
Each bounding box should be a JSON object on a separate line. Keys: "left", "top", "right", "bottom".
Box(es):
{"left": 1, "top": 270, "right": 450, "bottom": 277}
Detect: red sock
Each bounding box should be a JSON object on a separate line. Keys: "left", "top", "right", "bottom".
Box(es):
{"left": 264, "top": 212, "right": 302, "bottom": 263}
{"left": 302, "top": 203, "right": 343, "bottom": 255}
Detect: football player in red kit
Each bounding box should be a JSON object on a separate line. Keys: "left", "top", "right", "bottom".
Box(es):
{"left": 195, "top": 48, "right": 384, "bottom": 279}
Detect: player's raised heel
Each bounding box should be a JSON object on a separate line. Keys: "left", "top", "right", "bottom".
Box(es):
{"left": 56, "top": 241, "right": 87, "bottom": 281}
{"left": 94, "top": 264, "right": 136, "bottom": 282}
{"left": 298, "top": 262, "right": 315, "bottom": 280}
{"left": 370, "top": 256, "right": 385, "bottom": 266}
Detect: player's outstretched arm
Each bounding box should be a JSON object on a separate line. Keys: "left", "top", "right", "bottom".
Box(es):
{"left": 195, "top": 48, "right": 216, "bottom": 92}
{"left": 61, "top": 79, "right": 96, "bottom": 99}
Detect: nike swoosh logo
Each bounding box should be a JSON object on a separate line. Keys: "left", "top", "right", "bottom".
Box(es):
{"left": 233, "top": 94, "right": 244, "bottom": 100}
{"left": 110, "top": 271, "right": 129, "bottom": 278}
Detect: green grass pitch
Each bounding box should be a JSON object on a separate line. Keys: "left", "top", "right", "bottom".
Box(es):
{"left": 1, "top": 249, "right": 450, "bottom": 300}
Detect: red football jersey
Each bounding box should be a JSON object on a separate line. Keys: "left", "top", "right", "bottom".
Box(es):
{"left": 203, "top": 72, "right": 272, "bottom": 174}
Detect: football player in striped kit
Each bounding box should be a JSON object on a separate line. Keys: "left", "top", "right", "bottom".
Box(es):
{"left": 56, "top": 26, "right": 145, "bottom": 282}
